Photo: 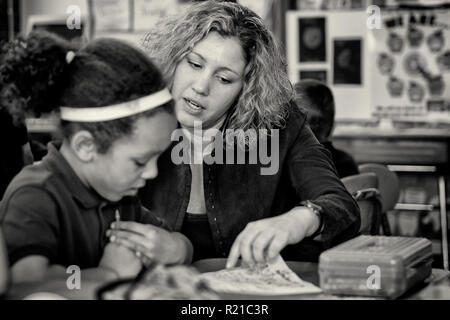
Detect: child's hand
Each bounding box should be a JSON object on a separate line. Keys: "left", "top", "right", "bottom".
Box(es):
{"left": 99, "top": 242, "right": 142, "bottom": 278}
{"left": 107, "top": 221, "right": 192, "bottom": 265}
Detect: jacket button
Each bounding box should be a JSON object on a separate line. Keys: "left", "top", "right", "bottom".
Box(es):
{"left": 211, "top": 205, "right": 215, "bottom": 209}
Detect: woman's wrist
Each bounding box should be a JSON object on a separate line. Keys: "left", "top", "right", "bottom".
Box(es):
{"left": 300, "top": 200, "right": 323, "bottom": 238}
{"left": 286, "top": 205, "right": 321, "bottom": 241}
{"left": 304, "top": 207, "right": 321, "bottom": 237}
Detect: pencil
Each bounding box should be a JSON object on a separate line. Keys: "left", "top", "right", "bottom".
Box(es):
{"left": 115, "top": 209, "right": 120, "bottom": 230}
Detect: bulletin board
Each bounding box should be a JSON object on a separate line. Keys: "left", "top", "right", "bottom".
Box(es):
{"left": 286, "top": 9, "right": 450, "bottom": 122}
{"left": 369, "top": 9, "right": 450, "bottom": 122}
{"left": 88, "top": 0, "right": 189, "bottom": 45}
{"left": 91, "top": 0, "right": 131, "bottom": 32}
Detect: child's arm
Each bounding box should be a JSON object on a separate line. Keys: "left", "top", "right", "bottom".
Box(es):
{"left": 11, "top": 255, "right": 68, "bottom": 282}
{"left": 7, "top": 248, "right": 139, "bottom": 299}
{"left": 11, "top": 242, "right": 142, "bottom": 284}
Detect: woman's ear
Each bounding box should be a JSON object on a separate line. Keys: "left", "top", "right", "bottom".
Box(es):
{"left": 69, "top": 130, "right": 97, "bottom": 162}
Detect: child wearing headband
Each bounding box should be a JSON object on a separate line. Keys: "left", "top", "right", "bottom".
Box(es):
{"left": 0, "top": 31, "right": 192, "bottom": 284}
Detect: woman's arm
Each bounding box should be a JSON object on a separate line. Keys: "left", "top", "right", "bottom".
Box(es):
{"left": 226, "top": 109, "right": 360, "bottom": 268}
{"left": 226, "top": 205, "right": 320, "bottom": 268}
{"left": 285, "top": 115, "right": 360, "bottom": 247}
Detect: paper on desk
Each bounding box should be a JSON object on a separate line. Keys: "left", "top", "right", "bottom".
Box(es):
{"left": 199, "top": 255, "right": 322, "bottom": 295}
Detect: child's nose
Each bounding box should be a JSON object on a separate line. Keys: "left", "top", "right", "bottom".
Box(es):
{"left": 141, "top": 160, "right": 158, "bottom": 180}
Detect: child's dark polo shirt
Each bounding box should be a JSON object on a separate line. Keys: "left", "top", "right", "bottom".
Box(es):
{"left": 0, "top": 142, "right": 168, "bottom": 268}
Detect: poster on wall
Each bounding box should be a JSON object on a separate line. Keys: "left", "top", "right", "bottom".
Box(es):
{"left": 299, "top": 70, "right": 327, "bottom": 84}
{"left": 90, "top": 0, "right": 191, "bottom": 36}
{"left": 91, "top": 0, "right": 131, "bottom": 31}
{"left": 298, "top": 17, "right": 326, "bottom": 62}
{"left": 333, "top": 38, "right": 362, "bottom": 85}
{"left": 369, "top": 10, "right": 450, "bottom": 120}
{"left": 134, "top": 0, "right": 186, "bottom": 30}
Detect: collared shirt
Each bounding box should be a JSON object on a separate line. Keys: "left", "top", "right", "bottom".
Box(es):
{"left": 140, "top": 104, "right": 361, "bottom": 262}
{"left": 0, "top": 142, "right": 166, "bottom": 268}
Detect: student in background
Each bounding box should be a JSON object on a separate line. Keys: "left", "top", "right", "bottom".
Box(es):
{"left": 294, "top": 80, "right": 359, "bottom": 178}
{"left": 0, "top": 31, "right": 192, "bottom": 284}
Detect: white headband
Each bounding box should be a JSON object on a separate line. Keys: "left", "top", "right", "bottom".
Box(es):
{"left": 60, "top": 88, "right": 172, "bottom": 122}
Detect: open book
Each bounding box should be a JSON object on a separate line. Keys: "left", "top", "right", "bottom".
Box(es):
{"left": 199, "top": 255, "right": 322, "bottom": 296}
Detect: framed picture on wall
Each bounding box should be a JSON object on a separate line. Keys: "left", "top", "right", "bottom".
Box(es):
{"left": 333, "top": 38, "right": 362, "bottom": 85}
{"left": 299, "top": 70, "right": 327, "bottom": 84}
{"left": 298, "top": 17, "right": 326, "bottom": 62}
{"left": 90, "top": 0, "right": 131, "bottom": 32}
{"left": 134, "top": 0, "right": 186, "bottom": 31}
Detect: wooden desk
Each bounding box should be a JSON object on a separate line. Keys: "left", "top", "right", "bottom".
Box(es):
{"left": 6, "top": 278, "right": 104, "bottom": 300}
{"left": 193, "top": 258, "right": 450, "bottom": 300}
{"left": 6, "top": 260, "right": 450, "bottom": 300}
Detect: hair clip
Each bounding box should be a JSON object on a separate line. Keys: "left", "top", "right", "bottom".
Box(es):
{"left": 66, "top": 51, "right": 76, "bottom": 64}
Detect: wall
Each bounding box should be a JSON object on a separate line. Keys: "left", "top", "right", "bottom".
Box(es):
{"left": 286, "top": 10, "right": 372, "bottom": 120}
{"left": 20, "top": 0, "right": 88, "bottom": 34}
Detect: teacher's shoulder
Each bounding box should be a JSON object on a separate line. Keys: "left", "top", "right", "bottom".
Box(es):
{"left": 277, "top": 100, "right": 308, "bottom": 139}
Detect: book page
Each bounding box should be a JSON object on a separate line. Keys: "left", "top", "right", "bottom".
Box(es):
{"left": 200, "top": 255, "right": 322, "bottom": 296}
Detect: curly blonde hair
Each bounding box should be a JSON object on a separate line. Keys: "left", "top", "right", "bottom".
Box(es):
{"left": 142, "top": 1, "right": 293, "bottom": 136}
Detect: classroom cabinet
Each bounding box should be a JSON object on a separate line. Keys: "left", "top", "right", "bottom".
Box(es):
{"left": 333, "top": 127, "right": 449, "bottom": 269}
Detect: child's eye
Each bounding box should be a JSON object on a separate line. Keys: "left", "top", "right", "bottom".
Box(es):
{"left": 133, "top": 160, "right": 146, "bottom": 168}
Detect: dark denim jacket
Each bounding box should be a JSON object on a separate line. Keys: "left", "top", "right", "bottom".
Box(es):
{"left": 140, "top": 106, "right": 360, "bottom": 262}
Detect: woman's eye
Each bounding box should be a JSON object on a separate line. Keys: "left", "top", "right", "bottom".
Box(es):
{"left": 219, "top": 77, "right": 231, "bottom": 84}
{"left": 188, "top": 61, "right": 201, "bottom": 69}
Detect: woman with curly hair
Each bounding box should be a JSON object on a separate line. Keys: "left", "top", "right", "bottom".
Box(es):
{"left": 113, "top": 0, "right": 360, "bottom": 267}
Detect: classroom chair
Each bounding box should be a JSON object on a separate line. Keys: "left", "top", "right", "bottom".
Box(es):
{"left": 341, "top": 172, "right": 382, "bottom": 235}
{"left": 358, "top": 163, "right": 400, "bottom": 236}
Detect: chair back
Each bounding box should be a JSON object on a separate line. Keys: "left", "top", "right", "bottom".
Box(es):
{"left": 358, "top": 163, "right": 400, "bottom": 213}
{"left": 341, "top": 172, "right": 382, "bottom": 235}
